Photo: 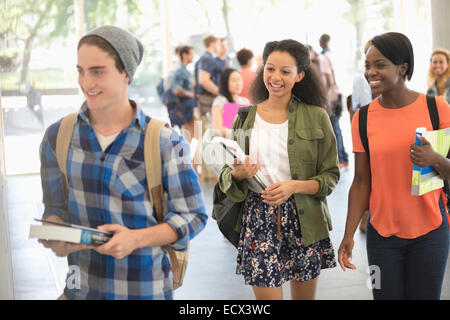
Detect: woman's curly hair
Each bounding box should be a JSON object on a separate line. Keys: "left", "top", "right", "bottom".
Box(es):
{"left": 249, "top": 39, "right": 329, "bottom": 113}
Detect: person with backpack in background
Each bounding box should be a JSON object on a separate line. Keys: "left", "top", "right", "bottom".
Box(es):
{"left": 167, "top": 45, "right": 196, "bottom": 143}
{"left": 338, "top": 32, "right": 450, "bottom": 300}
{"left": 38, "top": 25, "right": 207, "bottom": 300}
{"left": 318, "top": 34, "right": 349, "bottom": 170}
{"left": 219, "top": 39, "right": 339, "bottom": 300}
{"left": 20, "top": 80, "right": 44, "bottom": 127}
{"left": 156, "top": 46, "right": 182, "bottom": 104}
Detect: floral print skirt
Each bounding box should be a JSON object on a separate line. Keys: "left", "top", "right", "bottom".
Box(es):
{"left": 236, "top": 191, "right": 336, "bottom": 287}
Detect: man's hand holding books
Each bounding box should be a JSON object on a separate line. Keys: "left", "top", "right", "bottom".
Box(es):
{"left": 38, "top": 216, "right": 91, "bottom": 257}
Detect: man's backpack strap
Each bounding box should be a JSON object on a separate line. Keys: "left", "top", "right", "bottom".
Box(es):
{"left": 358, "top": 104, "right": 370, "bottom": 160}
{"left": 144, "top": 118, "right": 167, "bottom": 222}
{"left": 55, "top": 112, "right": 78, "bottom": 197}
{"left": 144, "top": 118, "right": 188, "bottom": 289}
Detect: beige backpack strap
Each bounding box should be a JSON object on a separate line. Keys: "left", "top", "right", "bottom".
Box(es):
{"left": 55, "top": 112, "right": 78, "bottom": 196}
{"left": 145, "top": 118, "right": 188, "bottom": 287}
{"left": 144, "top": 118, "right": 167, "bottom": 223}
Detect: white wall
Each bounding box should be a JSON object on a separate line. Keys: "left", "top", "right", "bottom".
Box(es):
{"left": 431, "top": 0, "right": 450, "bottom": 50}
{"left": 0, "top": 92, "right": 14, "bottom": 300}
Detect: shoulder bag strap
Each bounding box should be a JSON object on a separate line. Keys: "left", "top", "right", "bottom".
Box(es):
{"left": 237, "top": 107, "right": 250, "bottom": 155}
{"left": 426, "top": 95, "right": 439, "bottom": 130}
{"left": 358, "top": 104, "right": 370, "bottom": 160}
{"left": 425, "top": 95, "right": 449, "bottom": 206}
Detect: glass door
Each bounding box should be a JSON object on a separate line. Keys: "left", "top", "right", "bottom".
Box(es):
{"left": 0, "top": 82, "right": 81, "bottom": 176}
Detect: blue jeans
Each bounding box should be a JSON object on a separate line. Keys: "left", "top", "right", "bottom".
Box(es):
{"left": 329, "top": 115, "right": 348, "bottom": 163}
{"left": 366, "top": 198, "right": 449, "bottom": 300}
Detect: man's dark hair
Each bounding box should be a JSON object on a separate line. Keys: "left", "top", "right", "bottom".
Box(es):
{"left": 203, "top": 35, "right": 218, "bottom": 48}
{"left": 319, "top": 34, "right": 330, "bottom": 49}
{"left": 78, "top": 35, "right": 125, "bottom": 74}
{"left": 179, "top": 46, "right": 193, "bottom": 62}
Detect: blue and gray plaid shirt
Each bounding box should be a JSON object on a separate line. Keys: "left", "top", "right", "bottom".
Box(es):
{"left": 39, "top": 100, "right": 207, "bottom": 300}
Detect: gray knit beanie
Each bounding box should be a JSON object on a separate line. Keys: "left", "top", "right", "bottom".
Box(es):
{"left": 80, "top": 25, "right": 144, "bottom": 83}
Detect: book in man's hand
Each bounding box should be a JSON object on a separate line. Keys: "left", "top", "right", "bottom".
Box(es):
{"left": 208, "top": 136, "right": 270, "bottom": 194}
{"left": 29, "top": 218, "right": 113, "bottom": 246}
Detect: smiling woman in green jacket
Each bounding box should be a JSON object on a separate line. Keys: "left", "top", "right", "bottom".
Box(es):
{"left": 218, "top": 39, "right": 340, "bottom": 300}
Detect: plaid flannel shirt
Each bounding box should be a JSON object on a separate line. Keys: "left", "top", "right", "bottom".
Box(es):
{"left": 39, "top": 101, "right": 207, "bottom": 300}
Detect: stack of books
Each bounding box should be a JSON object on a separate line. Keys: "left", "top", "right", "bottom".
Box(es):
{"left": 411, "top": 127, "right": 450, "bottom": 196}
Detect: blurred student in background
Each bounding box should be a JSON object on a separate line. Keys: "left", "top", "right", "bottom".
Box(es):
{"left": 427, "top": 48, "right": 450, "bottom": 103}
{"left": 211, "top": 68, "right": 250, "bottom": 139}
{"left": 236, "top": 48, "right": 256, "bottom": 103}
{"left": 169, "top": 45, "right": 196, "bottom": 143}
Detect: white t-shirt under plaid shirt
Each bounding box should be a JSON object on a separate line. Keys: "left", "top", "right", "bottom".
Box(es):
{"left": 39, "top": 100, "right": 207, "bottom": 299}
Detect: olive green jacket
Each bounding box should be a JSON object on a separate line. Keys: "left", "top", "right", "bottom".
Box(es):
{"left": 218, "top": 95, "right": 340, "bottom": 247}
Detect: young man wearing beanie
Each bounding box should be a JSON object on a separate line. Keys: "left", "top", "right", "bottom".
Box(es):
{"left": 38, "top": 25, "right": 207, "bottom": 300}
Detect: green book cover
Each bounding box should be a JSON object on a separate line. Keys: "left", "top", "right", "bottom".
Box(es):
{"left": 411, "top": 127, "right": 450, "bottom": 196}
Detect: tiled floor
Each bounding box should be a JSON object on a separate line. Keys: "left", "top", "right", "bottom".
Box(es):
{"left": 6, "top": 168, "right": 450, "bottom": 300}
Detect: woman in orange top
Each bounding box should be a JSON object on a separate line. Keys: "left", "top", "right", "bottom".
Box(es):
{"left": 338, "top": 32, "right": 450, "bottom": 300}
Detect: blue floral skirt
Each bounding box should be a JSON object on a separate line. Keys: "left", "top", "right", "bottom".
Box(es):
{"left": 236, "top": 191, "right": 336, "bottom": 287}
